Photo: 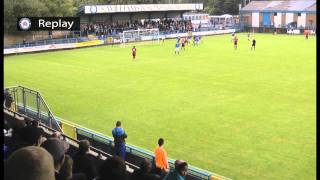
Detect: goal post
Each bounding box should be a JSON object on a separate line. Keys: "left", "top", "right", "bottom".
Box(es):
{"left": 121, "top": 28, "right": 160, "bottom": 46}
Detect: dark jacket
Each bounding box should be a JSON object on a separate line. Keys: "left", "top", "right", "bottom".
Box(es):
{"left": 73, "top": 152, "right": 97, "bottom": 180}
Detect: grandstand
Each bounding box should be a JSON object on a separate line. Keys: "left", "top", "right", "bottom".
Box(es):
{"left": 4, "top": 3, "right": 243, "bottom": 55}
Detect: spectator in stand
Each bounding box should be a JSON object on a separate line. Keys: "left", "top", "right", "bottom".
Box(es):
{"left": 154, "top": 138, "right": 170, "bottom": 177}
{"left": 164, "top": 160, "right": 188, "bottom": 180}
{"left": 96, "top": 156, "right": 127, "bottom": 180}
{"left": 60, "top": 154, "right": 87, "bottom": 180}
{"left": 131, "top": 158, "right": 161, "bottom": 180}
{"left": 6, "top": 125, "right": 44, "bottom": 157}
{"left": 60, "top": 154, "right": 73, "bottom": 180}
{"left": 52, "top": 131, "right": 62, "bottom": 139}
{"left": 4, "top": 90, "right": 13, "bottom": 108}
{"left": 5, "top": 146, "right": 55, "bottom": 180}
{"left": 41, "top": 138, "right": 67, "bottom": 180}
{"left": 73, "top": 140, "right": 97, "bottom": 180}
{"left": 112, "top": 121, "right": 128, "bottom": 160}
{"left": 51, "top": 131, "right": 70, "bottom": 151}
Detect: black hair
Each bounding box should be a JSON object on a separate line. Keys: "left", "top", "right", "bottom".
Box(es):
{"left": 99, "top": 156, "right": 127, "bottom": 180}
{"left": 158, "top": 138, "right": 164, "bottom": 146}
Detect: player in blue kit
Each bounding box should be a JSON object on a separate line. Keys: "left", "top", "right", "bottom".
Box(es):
{"left": 174, "top": 41, "right": 181, "bottom": 55}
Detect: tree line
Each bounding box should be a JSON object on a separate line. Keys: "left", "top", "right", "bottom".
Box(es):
{"left": 4, "top": 0, "right": 242, "bottom": 33}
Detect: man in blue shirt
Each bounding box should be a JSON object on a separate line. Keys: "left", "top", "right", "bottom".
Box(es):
{"left": 112, "top": 121, "right": 127, "bottom": 160}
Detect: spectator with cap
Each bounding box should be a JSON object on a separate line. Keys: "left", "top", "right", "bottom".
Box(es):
{"left": 164, "top": 160, "right": 188, "bottom": 180}
{"left": 4, "top": 146, "right": 55, "bottom": 180}
{"left": 73, "top": 139, "right": 97, "bottom": 180}
{"left": 96, "top": 156, "right": 127, "bottom": 180}
{"left": 112, "top": 121, "right": 128, "bottom": 159}
{"left": 41, "top": 138, "right": 67, "bottom": 180}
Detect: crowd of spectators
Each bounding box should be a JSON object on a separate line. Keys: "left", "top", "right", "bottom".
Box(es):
{"left": 4, "top": 111, "right": 189, "bottom": 180}
{"left": 80, "top": 19, "right": 193, "bottom": 37}
{"left": 4, "top": 91, "right": 188, "bottom": 180}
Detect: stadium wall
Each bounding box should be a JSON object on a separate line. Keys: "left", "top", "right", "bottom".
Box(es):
{"left": 166, "top": 12, "right": 182, "bottom": 19}
{"left": 274, "top": 13, "right": 282, "bottom": 28}
{"left": 132, "top": 13, "right": 149, "bottom": 21}
{"left": 306, "top": 13, "right": 316, "bottom": 27}
{"left": 150, "top": 12, "right": 165, "bottom": 19}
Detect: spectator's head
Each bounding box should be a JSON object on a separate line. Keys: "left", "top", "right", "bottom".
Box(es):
{"left": 116, "top": 121, "right": 122, "bottom": 127}
{"left": 139, "top": 158, "right": 152, "bottom": 173}
{"left": 158, "top": 138, "right": 164, "bottom": 146}
{"left": 18, "top": 125, "right": 44, "bottom": 146}
{"left": 41, "top": 138, "right": 66, "bottom": 171}
{"left": 51, "top": 131, "right": 61, "bottom": 139}
{"left": 5, "top": 146, "right": 55, "bottom": 180}
{"left": 78, "top": 139, "right": 90, "bottom": 154}
{"left": 59, "top": 154, "right": 73, "bottom": 180}
{"left": 99, "top": 156, "right": 127, "bottom": 180}
{"left": 4, "top": 90, "right": 13, "bottom": 108}
{"left": 175, "top": 160, "right": 188, "bottom": 177}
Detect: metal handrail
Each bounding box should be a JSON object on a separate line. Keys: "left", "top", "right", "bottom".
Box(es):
{"left": 3, "top": 107, "right": 140, "bottom": 170}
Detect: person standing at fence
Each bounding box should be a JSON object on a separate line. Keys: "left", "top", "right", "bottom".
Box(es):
{"left": 112, "top": 121, "right": 128, "bottom": 160}
{"left": 154, "top": 138, "right": 170, "bottom": 178}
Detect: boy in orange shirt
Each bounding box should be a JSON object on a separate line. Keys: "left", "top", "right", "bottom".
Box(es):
{"left": 154, "top": 138, "right": 170, "bottom": 177}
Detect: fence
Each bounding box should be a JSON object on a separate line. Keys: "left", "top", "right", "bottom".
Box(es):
{"left": 4, "top": 85, "right": 231, "bottom": 180}
{"left": 4, "top": 86, "right": 61, "bottom": 132}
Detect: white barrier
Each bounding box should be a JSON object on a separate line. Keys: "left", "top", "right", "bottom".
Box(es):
{"left": 4, "top": 43, "right": 76, "bottom": 55}
{"left": 163, "top": 29, "right": 236, "bottom": 38}
{"left": 287, "top": 29, "right": 301, "bottom": 35}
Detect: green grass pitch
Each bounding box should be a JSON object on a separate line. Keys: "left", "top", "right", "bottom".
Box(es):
{"left": 4, "top": 33, "right": 316, "bottom": 180}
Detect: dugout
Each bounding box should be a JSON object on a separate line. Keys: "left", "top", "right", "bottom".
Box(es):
{"left": 77, "top": 4, "right": 203, "bottom": 24}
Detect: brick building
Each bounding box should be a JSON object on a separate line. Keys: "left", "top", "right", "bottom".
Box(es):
{"left": 239, "top": 0, "right": 316, "bottom": 32}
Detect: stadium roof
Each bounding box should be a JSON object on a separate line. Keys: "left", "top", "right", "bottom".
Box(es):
{"left": 78, "top": 4, "right": 203, "bottom": 15}
{"left": 240, "top": 0, "right": 316, "bottom": 13}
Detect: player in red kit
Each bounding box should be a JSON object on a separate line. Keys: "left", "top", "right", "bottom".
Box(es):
{"left": 132, "top": 46, "right": 137, "bottom": 60}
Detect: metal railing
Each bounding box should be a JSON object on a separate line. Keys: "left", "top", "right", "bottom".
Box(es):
{"left": 4, "top": 86, "right": 62, "bottom": 132}
{"left": 3, "top": 107, "right": 139, "bottom": 171}
{"left": 3, "top": 85, "right": 232, "bottom": 180}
